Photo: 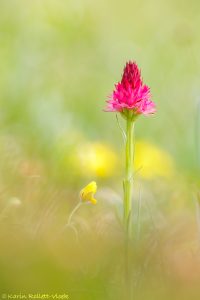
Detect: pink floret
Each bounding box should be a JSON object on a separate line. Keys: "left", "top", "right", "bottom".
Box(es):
{"left": 105, "top": 61, "right": 156, "bottom": 116}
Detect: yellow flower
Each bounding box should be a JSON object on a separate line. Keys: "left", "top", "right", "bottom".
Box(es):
{"left": 76, "top": 142, "right": 118, "bottom": 177}
{"left": 80, "top": 181, "right": 97, "bottom": 204}
{"left": 134, "top": 140, "right": 174, "bottom": 179}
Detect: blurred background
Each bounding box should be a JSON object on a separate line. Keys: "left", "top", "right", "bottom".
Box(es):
{"left": 0, "top": 0, "right": 200, "bottom": 299}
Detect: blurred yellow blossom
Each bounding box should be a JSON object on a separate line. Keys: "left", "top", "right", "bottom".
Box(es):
{"left": 80, "top": 181, "right": 97, "bottom": 204}
{"left": 76, "top": 142, "right": 118, "bottom": 177}
{"left": 134, "top": 140, "right": 175, "bottom": 179}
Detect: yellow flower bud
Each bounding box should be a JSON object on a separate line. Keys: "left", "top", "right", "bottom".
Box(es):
{"left": 80, "top": 181, "right": 97, "bottom": 204}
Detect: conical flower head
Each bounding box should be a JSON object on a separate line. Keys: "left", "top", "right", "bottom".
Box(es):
{"left": 121, "top": 61, "right": 142, "bottom": 89}
{"left": 105, "top": 61, "right": 156, "bottom": 118}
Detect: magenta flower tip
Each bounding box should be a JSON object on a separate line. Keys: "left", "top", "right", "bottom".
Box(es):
{"left": 105, "top": 61, "right": 156, "bottom": 117}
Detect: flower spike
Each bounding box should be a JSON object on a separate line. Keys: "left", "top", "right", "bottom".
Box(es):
{"left": 105, "top": 61, "right": 156, "bottom": 119}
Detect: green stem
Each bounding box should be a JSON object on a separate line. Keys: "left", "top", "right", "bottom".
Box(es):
{"left": 67, "top": 201, "right": 82, "bottom": 226}
{"left": 123, "top": 114, "right": 135, "bottom": 237}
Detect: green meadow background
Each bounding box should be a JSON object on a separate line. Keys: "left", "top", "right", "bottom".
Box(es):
{"left": 0, "top": 0, "right": 200, "bottom": 299}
